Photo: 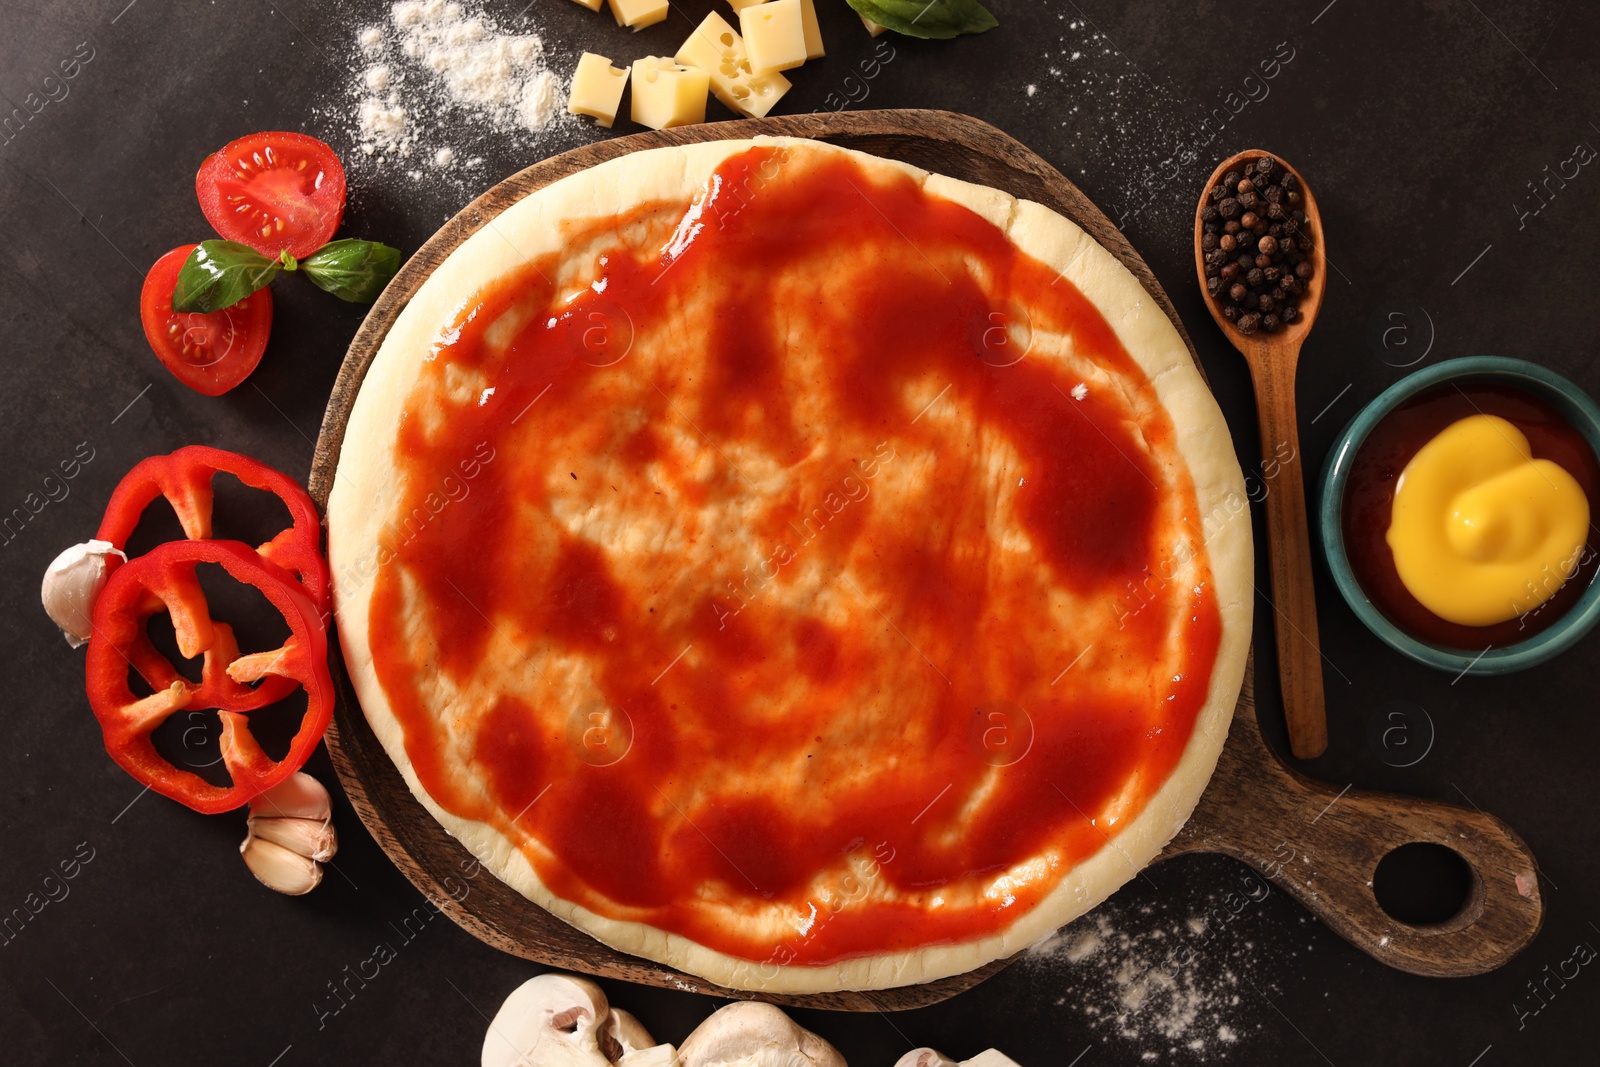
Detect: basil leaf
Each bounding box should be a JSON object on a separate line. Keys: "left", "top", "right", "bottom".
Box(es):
{"left": 172, "top": 240, "right": 280, "bottom": 314}
{"left": 846, "top": 0, "right": 997, "bottom": 39}
{"left": 300, "top": 239, "right": 402, "bottom": 303}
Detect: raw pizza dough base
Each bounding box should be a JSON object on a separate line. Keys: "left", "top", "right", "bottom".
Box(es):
{"left": 329, "top": 137, "right": 1253, "bottom": 993}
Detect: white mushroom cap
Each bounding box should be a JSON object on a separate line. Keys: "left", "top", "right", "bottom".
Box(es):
{"left": 677, "top": 1002, "right": 845, "bottom": 1067}
{"left": 604, "top": 1008, "right": 659, "bottom": 1060}
{"left": 961, "top": 1053, "right": 1021, "bottom": 1067}
{"left": 894, "top": 1053, "right": 958, "bottom": 1067}
{"left": 617, "top": 1047, "right": 680, "bottom": 1067}
{"left": 483, "top": 973, "right": 614, "bottom": 1067}
{"left": 895, "top": 1051, "right": 1021, "bottom": 1067}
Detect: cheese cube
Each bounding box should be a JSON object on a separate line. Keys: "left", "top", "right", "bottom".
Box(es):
{"left": 726, "top": 0, "right": 763, "bottom": 9}
{"left": 568, "top": 52, "right": 630, "bottom": 128}
{"left": 739, "top": 0, "right": 808, "bottom": 75}
{"left": 567, "top": 0, "right": 603, "bottom": 12}
{"left": 608, "top": 0, "right": 669, "bottom": 31}
{"left": 797, "top": 0, "right": 824, "bottom": 59}
{"left": 630, "top": 58, "right": 710, "bottom": 129}
{"left": 861, "top": 14, "right": 889, "bottom": 38}
{"left": 676, "top": 12, "right": 791, "bottom": 119}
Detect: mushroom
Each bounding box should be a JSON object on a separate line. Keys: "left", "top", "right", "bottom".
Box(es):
{"left": 484, "top": 973, "right": 670, "bottom": 1067}
{"left": 894, "top": 1051, "right": 1021, "bottom": 1067}
{"left": 678, "top": 1002, "right": 845, "bottom": 1067}
{"left": 894, "top": 1054, "right": 957, "bottom": 1067}
{"left": 40, "top": 540, "right": 125, "bottom": 647}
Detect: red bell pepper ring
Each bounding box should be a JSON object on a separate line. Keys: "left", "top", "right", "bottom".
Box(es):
{"left": 95, "top": 445, "right": 330, "bottom": 616}
{"left": 85, "top": 539, "right": 333, "bottom": 814}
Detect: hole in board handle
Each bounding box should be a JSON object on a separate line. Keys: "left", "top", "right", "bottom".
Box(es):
{"left": 1372, "top": 842, "right": 1483, "bottom": 931}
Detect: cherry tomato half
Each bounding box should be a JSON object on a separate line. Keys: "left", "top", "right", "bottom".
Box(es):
{"left": 195, "top": 131, "right": 347, "bottom": 260}
{"left": 139, "top": 245, "right": 273, "bottom": 396}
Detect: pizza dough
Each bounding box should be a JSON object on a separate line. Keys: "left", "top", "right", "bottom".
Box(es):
{"left": 328, "top": 137, "right": 1252, "bottom": 993}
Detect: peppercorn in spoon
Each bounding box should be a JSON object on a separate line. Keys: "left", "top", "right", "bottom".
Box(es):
{"left": 1195, "top": 150, "right": 1330, "bottom": 760}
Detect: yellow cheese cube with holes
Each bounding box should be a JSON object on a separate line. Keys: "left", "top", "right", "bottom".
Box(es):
{"left": 797, "top": 0, "right": 824, "bottom": 59}
{"left": 739, "top": 0, "right": 808, "bottom": 75}
{"left": 728, "top": 0, "right": 818, "bottom": 56}
{"left": 608, "top": 0, "right": 669, "bottom": 31}
{"left": 567, "top": 0, "right": 603, "bottom": 12}
{"left": 861, "top": 14, "right": 888, "bottom": 38}
{"left": 676, "top": 12, "right": 791, "bottom": 118}
{"left": 568, "top": 53, "right": 630, "bottom": 128}
{"left": 630, "top": 58, "right": 710, "bottom": 129}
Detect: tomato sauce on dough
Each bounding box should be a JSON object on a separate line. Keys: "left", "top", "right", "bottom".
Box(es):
{"left": 365, "top": 147, "right": 1223, "bottom": 966}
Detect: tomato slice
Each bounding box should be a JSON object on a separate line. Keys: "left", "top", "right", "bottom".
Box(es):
{"left": 139, "top": 245, "right": 272, "bottom": 396}
{"left": 195, "top": 131, "right": 346, "bottom": 260}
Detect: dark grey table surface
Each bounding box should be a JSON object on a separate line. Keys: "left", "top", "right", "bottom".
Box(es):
{"left": 4, "top": 1, "right": 1598, "bottom": 1064}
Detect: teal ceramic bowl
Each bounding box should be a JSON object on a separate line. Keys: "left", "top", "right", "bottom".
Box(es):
{"left": 1319, "top": 356, "right": 1600, "bottom": 676}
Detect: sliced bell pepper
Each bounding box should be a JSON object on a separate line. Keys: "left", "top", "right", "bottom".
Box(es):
{"left": 85, "top": 538, "right": 333, "bottom": 814}
{"left": 95, "top": 445, "right": 330, "bottom": 615}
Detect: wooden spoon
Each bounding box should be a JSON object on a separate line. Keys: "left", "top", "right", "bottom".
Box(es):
{"left": 1195, "top": 150, "right": 1329, "bottom": 760}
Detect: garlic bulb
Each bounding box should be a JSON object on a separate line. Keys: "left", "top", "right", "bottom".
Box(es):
{"left": 40, "top": 540, "right": 125, "bottom": 648}
{"left": 241, "top": 773, "right": 338, "bottom": 895}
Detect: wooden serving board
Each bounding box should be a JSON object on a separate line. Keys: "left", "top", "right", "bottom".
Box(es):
{"left": 307, "top": 110, "right": 1543, "bottom": 1010}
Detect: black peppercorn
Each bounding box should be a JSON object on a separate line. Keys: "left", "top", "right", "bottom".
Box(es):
{"left": 1257, "top": 235, "right": 1278, "bottom": 255}
{"left": 1246, "top": 268, "right": 1264, "bottom": 287}
{"left": 1266, "top": 203, "right": 1287, "bottom": 221}
{"left": 1236, "top": 230, "right": 1255, "bottom": 249}
{"left": 1220, "top": 262, "right": 1239, "bottom": 280}
{"left": 1202, "top": 205, "right": 1220, "bottom": 222}
{"left": 1287, "top": 190, "right": 1302, "bottom": 206}
{"left": 1262, "top": 184, "right": 1283, "bottom": 204}
{"left": 1238, "top": 253, "right": 1256, "bottom": 269}
{"left": 1240, "top": 211, "right": 1259, "bottom": 229}
{"left": 1229, "top": 282, "right": 1248, "bottom": 302}
{"left": 1257, "top": 294, "right": 1276, "bottom": 314}
{"left": 1223, "top": 304, "right": 1241, "bottom": 321}
{"left": 1263, "top": 266, "right": 1282, "bottom": 283}
{"left": 1281, "top": 172, "right": 1298, "bottom": 192}
{"left": 1223, "top": 169, "right": 1243, "bottom": 188}
{"left": 1255, "top": 156, "right": 1276, "bottom": 178}
{"left": 1280, "top": 237, "right": 1295, "bottom": 254}
{"left": 1295, "top": 261, "right": 1314, "bottom": 279}
{"left": 1262, "top": 313, "right": 1280, "bottom": 331}
{"left": 1219, "top": 198, "right": 1241, "bottom": 218}
{"left": 1219, "top": 233, "right": 1236, "bottom": 252}
{"left": 1238, "top": 313, "right": 1261, "bottom": 334}
{"left": 1207, "top": 275, "right": 1224, "bottom": 295}
{"left": 1239, "top": 191, "right": 1261, "bottom": 211}
{"left": 1203, "top": 232, "right": 1218, "bottom": 251}
{"left": 1282, "top": 304, "right": 1300, "bottom": 323}
{"left": 1254, "top": 254, "right": 1271, "bottom": 270}
{"left": 1236, "top": 178, "right": 1255, "bottom": 195}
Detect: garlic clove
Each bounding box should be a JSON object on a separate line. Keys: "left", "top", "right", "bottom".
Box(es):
{"left": 40, "top": 540, "right": 125, "bottom": 648}
{"left": 241, "top": 836, "right": 323, "bottom": 895}
{"left": 248, "top": 815, "right": 338, "bottom": 862}
{"left": 248, "top": 771, "right": 332, "bottom": 821}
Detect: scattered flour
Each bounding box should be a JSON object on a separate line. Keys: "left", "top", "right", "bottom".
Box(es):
{"left": 325, "top": 0, "right": 574, "bottom": 187}
{"left": 1024, "top": 894, "right": 1273, "bottom": 1061}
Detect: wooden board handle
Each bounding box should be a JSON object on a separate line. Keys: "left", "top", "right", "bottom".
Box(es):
{"left": 1246, "top": 345, "right": 1328, "bottom": 759}
{"left": 1163, "top": 693, "right": 1544, "bottom": 977}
